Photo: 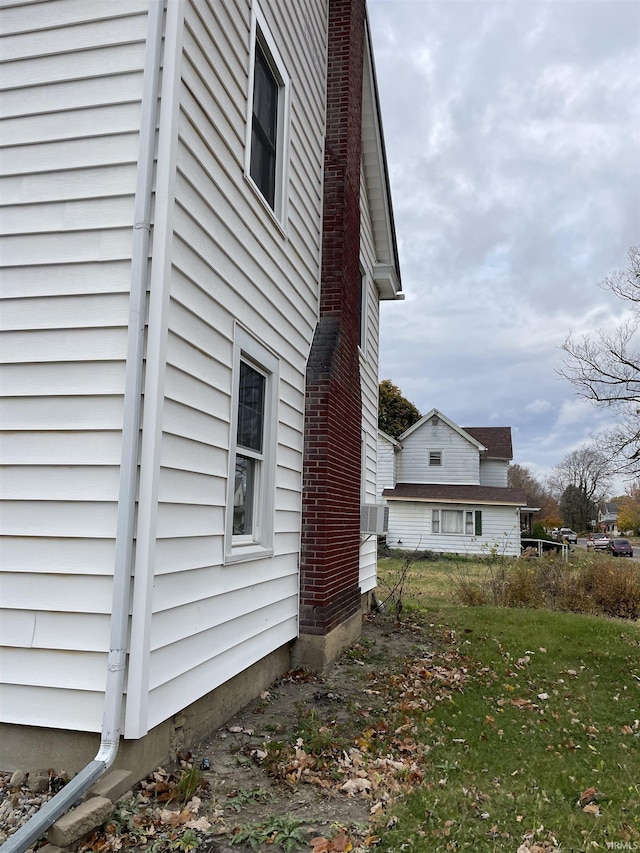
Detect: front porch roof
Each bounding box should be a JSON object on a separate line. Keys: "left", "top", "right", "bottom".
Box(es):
{"left": 382, "top": 483, "right": 528, "bottom": 507}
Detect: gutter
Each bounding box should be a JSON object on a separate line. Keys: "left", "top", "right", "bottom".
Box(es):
{"left": 1, "top": 2, "right": 165, "bottom": 850}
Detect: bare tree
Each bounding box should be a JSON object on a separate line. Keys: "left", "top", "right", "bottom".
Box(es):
{"left": 507, "top": 463, "right": 560, "bottom": 526}
{"left": 559, "top": 246, "right": 640, "bottom": 475}
{"left": 549, "top": 446, "right": 612, "bottom": 530}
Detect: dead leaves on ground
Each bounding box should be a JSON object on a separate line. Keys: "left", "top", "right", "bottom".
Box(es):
{"left": 250, "top": 648, "right": 469, "bottom": 813}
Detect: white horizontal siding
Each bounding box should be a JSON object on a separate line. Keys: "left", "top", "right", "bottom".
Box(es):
{"left": 0, "top": 683, "right": 105, "bottom": 732}
{"left": 149, "top": 595, "right": 297, "bottom": 690}
{"left": 0, "top": 362, "right": 126, "bottom": 396}
{"left": 1, "top": 165, "right": 139, "bottom": 207}
{"left": 0, "top": 195, "right": 137, "bottom": 235}
{"left": 1, "top": 647, "right": 107, "bottom": 690}
{"left": 386, "top": 502, "right": 521, "bottom": 557}
{"left": 377, "top": 436, "right": 397, "bottom": 500}
{"left": 151, "top": 574, "right": 297, "bottom": 651}
{"left": 0, "top": 0, "right": 150, "bottom": 731}
{"left": 399, "top": 420, "right": 481, "bottom": 484}
{"left": 0, "top": 72, "right": 144, "bottom": 120}
{"left": 1, "top": 537, "right": 115, "bottom": 575}
{"left": 480, "top": 459, "right": 508, "bottom": 487}
{"left": 133, "top": 0, "right": 327, "bottom": 737}
{"left": 359, "top": 168, "right": 382, "bottom": 595}
{"left": 154, "top": 536, "right": 223, "bottom": 576}
{"left": 1, "top": 293, "right": 131, "bottom": 331}
{"left": 146, "top": 617, "right": 296, "bottom": 733}
{"left": 0, "top": 610, "right": 111, "bottom": 651}
{"left": 2, "top": 572, "right": 113, "bottom": 613}
{"left": 0, "top": 396, "right": 124, "bottom": 430}
{"left": 1, "top": 431, "right": 122, "bottom": 464}
{"left": 0, "top": 465, "right": 120, "bottom": 501}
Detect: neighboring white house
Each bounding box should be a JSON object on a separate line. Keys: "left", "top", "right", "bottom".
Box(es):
{"left": 0, "top": 0, "right": 402, "bottom": 795}
{"left": 376, "top": 428, "right": 401, "bottom": 503}
{"left": 597, "top": 503, "right": 619, "bottom": 534}
{"left": 380, "top": 409, "right": 528, "bottom": 556}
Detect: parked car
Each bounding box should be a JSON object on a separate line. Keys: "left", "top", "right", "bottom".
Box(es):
{"left": 607, "top": 538, "right": 633, "bottom": 557}
{"left": 559, "top": 528, "right": 578, "bottom": 544}
{"left": 587, "top": 533, "right": 610, "bottom": 551}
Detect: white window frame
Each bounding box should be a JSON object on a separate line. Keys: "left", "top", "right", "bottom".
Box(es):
{"left": 429, "top": 450, "right": 442, "bottom": 466}
{"left": 225, "top": 327, "right": 279, "bottom": 563}
{"left": 245, "top": 3, "right": 290, "bottom": 224}
{"left": 431, "top": 508, "right": 477, "bottom": 536}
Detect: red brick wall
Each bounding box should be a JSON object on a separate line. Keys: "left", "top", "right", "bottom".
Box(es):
{"left": 299, "top": 0, "right": 366, "bottom": 636}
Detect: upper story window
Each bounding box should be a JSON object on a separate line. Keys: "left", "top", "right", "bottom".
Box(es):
{"left": 429, "top": 450, "right": 442, "bottom": 466}
{"left": 250, "top": 42, "right": 278, "bottom": 207}
{"left": 246, "top": 6, "right": 290, "bottom": 221}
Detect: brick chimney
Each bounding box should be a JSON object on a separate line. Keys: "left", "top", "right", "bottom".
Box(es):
{"left": 296, "top": 0, "right": 367, "bottom": 669}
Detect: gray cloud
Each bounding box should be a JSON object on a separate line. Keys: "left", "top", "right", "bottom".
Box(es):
{"left": 370, "top": 0, "right": 640, "bottom": 489}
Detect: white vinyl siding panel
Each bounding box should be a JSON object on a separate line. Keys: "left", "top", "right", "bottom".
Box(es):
{"left": 480, "top": 458, "right": 509, "bottom": 487}
{"left": 386, "top": 502, "right": 521, "bottom": 558}
{"left": 0, "top": 1, "right": 150, "bottom": 730}
{"left": 358, "top": 164, "right": 382, "bottom": 594}
{"left": 377, "top": 435, "right": 397, "bottom": 501}
{"left": 0, "top": 684, "right": 106, "bottom": 733}
{"left": 131, "top": 0, "right": 327, "bottom": 735}
{"left": 399, "top": 420, "right": 481, "bottom": 484}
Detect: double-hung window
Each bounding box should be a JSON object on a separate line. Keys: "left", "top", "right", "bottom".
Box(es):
{"left": 234, "top": 360, "right": 265, "bottom": 537}
{"left": 429, "top": 450, "right": 442, "bottom": 466}
{"left": 246, "top": 6, "right": 290, "bottom": 220}
{"left": 432, "top": 509, "right": 482, "bottom": 535}
{"left": 227, "top": 328, "right": 278, "bottom": 561}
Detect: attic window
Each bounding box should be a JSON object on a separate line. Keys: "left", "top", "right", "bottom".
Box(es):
{"left": 429, "top": 451, "right": 442, "bottom": 466}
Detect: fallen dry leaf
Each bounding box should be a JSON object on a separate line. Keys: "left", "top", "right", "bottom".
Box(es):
{"left": 582, "top": 803, "right": 600, "bottom": 816}
{"left": 579, "top": 786, "right": 598, "bottom": 806}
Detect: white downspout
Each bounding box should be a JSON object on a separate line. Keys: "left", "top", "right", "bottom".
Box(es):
{"left": 0, "top": 2, "right": 165, "bottom": 851}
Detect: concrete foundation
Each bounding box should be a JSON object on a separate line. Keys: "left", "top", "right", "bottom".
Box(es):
{"left": 291, "top": 608, "right": 362, "bottom": 673}
{"left": 0, "top": 644, "right": 290, "bottom": 781}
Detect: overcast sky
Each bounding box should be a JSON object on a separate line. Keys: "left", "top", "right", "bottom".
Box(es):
{"left": 368, "top": 0, "right": 640, "bottom": 492}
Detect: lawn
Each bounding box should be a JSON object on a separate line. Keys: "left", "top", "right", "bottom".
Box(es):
{"left": 11, "top": 553, "right": 636, "bottom": 853}
{"left": 373, "top": 554, "right": 640, "bottom": 853}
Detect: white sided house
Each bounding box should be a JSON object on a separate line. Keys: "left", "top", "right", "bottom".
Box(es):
{"left": 381, "top": 410, "right": 528, "bottom": 557}
{"left": 0, "top": 0, "right": 402, "bottom": 807}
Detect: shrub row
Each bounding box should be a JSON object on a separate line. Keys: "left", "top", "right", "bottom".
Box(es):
{"left": 454, "top": 554, "right": 640, "bottom": 620}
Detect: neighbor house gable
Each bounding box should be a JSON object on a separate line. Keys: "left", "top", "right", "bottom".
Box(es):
{"left": 399, "top": 408, "right": 486, "bottom": 450}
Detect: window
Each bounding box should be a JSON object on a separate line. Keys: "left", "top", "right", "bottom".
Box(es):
{"left": 429, "top": 451, "right": 442, "bottom": 466}
{"left": 246, "top": 7, "right": 290, "bottom": 219}
{"left": 431, "top": 509, "right": 482, "bottom": 535}
{"left": 226, "top": 328, "right": 278, "bottom": 561}
{"left": 234, "top": 361, "right": 265, "bottom": 537}
{"left": 250, "top": 41, "right": 277, "bottom": 207}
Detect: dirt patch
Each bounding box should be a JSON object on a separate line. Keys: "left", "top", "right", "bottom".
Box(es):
{"left": 186, "top": 615, "right": 432, "bottom": 851}
{"left": 2, "top": 614, "right": 445, "bottom": 852}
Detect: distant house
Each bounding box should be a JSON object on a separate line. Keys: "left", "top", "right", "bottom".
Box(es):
{"left": 0, "top": 0, "right": 402, "bottom": 795}
{"left": 379, "top": 410, "right": 528, "bottom": 557}
{"left": 598, "top": 503, "right": 619, "bottom": 534}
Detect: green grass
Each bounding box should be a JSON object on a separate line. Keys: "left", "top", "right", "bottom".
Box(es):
{"left": 377, "top": 554, "right": 490, "bottom": 610}
{"left": 372, "top": 556, "right": 640, "bottom": 852}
